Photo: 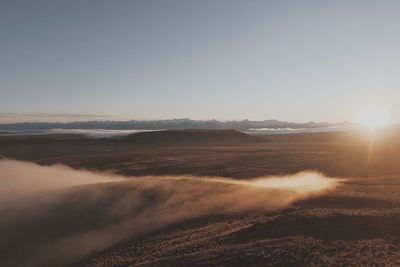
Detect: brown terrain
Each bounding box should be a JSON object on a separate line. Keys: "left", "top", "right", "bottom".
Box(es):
{"left": 2, "top": 129, "right": 400, "bottom": 266}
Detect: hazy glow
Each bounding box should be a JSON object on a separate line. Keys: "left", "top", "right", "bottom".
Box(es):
{"left": 357, "top": 107, "right": 392, "bottom": 129}
{"left": 0, "top": 159, "right": 340, "bottom": 266}
{"left": 195, "top": 171, "right": 339, "bottom": 193}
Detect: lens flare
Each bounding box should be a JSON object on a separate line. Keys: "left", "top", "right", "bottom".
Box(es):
{"left": 357, "top": 107, "right": 391, "bottom": 129}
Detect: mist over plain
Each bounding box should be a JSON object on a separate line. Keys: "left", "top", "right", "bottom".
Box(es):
{"left": 0, "top": 159, "right": 339, "bottom": 266}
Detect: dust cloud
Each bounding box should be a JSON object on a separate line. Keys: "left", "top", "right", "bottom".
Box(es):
{"left": 0, "top": 159, "right": 124, "bottom": 203}
{"left": 0, "top": 159, "right": 339, "bottom": 266}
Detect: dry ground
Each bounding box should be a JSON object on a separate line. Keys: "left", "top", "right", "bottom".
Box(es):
{"left": 2, "top": 129, "right": 400, "bottom": 266}
{"left": 2, "top": 129, "right": 400, "bottom": 179}
{"left": 77, "top": 175, "right": 400, "bottom": 267}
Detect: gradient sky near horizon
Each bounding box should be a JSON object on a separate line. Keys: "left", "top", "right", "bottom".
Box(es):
{"left": 2, "top": 0, "right": 400, "bottom": 123}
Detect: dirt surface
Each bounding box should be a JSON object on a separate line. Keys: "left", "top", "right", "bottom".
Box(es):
{"left": 2, "top": 129, "right": 400, "bottom": 179}
{"left": 2, "top": 129, "right": 400, "bottom": 266}
{"left": 76, "top": 175, "right": 400, "bottom": 267}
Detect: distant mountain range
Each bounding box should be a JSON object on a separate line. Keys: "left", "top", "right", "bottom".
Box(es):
{"left": 0, "top": 119, "right": 353, "bottom": 131}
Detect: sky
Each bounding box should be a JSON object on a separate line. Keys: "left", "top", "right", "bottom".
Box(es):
{"left": 1, "top": 0, "right": 400, "bottom": 123}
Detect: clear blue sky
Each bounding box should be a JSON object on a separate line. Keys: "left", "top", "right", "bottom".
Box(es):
{"left": 1, "top": 0, "right": 400, "bottom": 123}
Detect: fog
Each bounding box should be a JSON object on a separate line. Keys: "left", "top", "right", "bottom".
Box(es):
{"left": 0, "top": 159, "right": 339, "bottom": 266}
{"left": 0, "top": 159, "right": 123, "bottom": 203}
{"left": 48, "top": 129, "right": 160, "bottom": 138}
{"left": 243, "top": 125, "right": 359, "bottom": 135}
{"left": 0, "top": 129, "right": 159, "bottom": 138}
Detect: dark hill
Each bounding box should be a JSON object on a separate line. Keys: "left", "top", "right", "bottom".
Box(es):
{"left": 124, "top": 129, "right": 253, "bottom": 145}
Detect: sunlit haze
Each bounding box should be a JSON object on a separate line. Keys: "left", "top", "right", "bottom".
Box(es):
{"left": 356, "top": 107, "right": 392, "bottom": 129}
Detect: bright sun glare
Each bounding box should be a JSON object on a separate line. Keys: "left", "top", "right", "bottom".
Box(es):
{"left": 357, "top": 107, "right": 392, "bottom": 129}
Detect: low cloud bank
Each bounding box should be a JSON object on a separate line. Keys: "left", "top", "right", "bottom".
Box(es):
{"left": 243, "top": 125, "right": 359, "bottom": 135}
{"left": 0, "top": 129, "right": 159, "bottom": 138}
{"left": 0, "top": 159, "right": 339, "bottom": 266}
{"left": 48, "top": 128, "right": 159, "bottom": 138}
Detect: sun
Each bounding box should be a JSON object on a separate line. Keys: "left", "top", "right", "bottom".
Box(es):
{"left": 357, "top": 107, "right": 392, "bottom": 129}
